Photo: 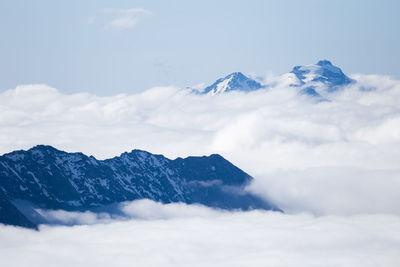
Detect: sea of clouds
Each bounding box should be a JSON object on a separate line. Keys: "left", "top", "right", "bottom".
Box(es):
{"left": 0, "top": 200, "right": 399, "bottom": 267}
{"left": 1, "top": 73, "right": 400, "bottom": 266}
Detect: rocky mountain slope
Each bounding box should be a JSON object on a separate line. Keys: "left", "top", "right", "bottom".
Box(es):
{"left": 0, "top": 145, "right": 279, "bottom": 228}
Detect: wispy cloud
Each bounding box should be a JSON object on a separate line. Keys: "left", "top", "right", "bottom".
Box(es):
{"left": 89, "top": 8, "right": 152, "bottom": 31}
{"left": 87, "top": 16, "right": 96, "bottom": 24}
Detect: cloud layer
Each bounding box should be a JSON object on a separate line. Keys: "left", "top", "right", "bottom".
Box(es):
{"left": 0, "top": 200, "right": 399, "bottom": 267}
{"left": 1, "top": 73, "right": 400, "bottom": 215}
{"left": 1, "top": 74, "right": 400, "bottom": 266}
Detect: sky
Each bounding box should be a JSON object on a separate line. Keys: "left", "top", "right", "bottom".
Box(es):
{"left": 1, "top": 0, "right": 399, "bottom": 95}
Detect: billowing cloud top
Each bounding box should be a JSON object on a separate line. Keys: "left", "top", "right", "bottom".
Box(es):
{"left": 1, "top": 71, "right": 400, "bottom": 267}
{"left": 0, "top": 199, "right": 400, "bottom": 267}
{"left": 1, "top": 72, "right": 400, "bottom": 216}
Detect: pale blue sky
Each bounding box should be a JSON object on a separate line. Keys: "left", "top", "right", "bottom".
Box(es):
{"left": 1, "top": 0, "right": 399, "bottom": 95}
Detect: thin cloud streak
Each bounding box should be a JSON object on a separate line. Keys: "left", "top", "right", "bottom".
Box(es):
{"left": 89, "top": 8, "right": 152, "bottom": 30}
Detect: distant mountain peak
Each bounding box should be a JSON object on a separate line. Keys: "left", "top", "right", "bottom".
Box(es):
{"left": 202, "top": 72, "right": 264, "bottom": 95}
{"left": 194, "top": 60, "right": 354, "bottom": 97}
{"left": 291, "top": 60, "right": 354, "bottom": 96}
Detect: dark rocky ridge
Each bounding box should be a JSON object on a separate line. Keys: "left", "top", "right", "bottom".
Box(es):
{"left": 0, "top": 145, "right": 279, "bottom": 228}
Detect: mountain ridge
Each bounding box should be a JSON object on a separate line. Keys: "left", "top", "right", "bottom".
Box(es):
{"left": 0, "top": 145, "right": 279, "bottom": 228}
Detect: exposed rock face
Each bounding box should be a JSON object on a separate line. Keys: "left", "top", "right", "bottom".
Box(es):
{"left": 0, "top": 145, "right": 279, "bottom": 228}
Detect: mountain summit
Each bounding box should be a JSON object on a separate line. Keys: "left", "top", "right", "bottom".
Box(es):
{"left": 290, "top": 60, "right": 354, "bottom": 96}
{"left": 202, "top": 72, "right": 264, "bottom": 95}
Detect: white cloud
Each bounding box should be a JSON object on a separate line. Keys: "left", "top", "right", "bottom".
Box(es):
{"left": 35, "top": 209, "right": 113, "bottom": 225}
{"left": 0, "top": 201, "right": 399, "bottom": 267}
{"left": 119, "top": 199, "right": 222, "bottom": 220}
{"left": 2, "top": 77, "right": 400, "bottom": 265}
{"left": 248, "top": 167, "right": 400, "bottom": 215}
{"left": 1, "top": 74, "right": 400, "bottom": 215}
{"left": 89, "top": 8, "right": 152, "bottom": 30}
{"left": 33, "top": 200, "right": 222, "bottom": 225}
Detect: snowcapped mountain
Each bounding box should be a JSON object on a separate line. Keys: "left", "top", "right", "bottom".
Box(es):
{"left": 199, "top": 60, "right": 354, "bottom": 97}
{"left": 290, "top": 60, "right": 354, "bottom": 97}
{"left": 201, "top": 72, "right": 264, "bottom": 95}
{"left": 0, "top": 145, "right": 279, "bottom": 228}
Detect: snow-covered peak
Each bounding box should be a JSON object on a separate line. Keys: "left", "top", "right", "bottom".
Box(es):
{"left": 291, "top": 60, "right": 354, "bottom": 96}
{"left": 202, "top": 72, "right": 264, "bottom": 95}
